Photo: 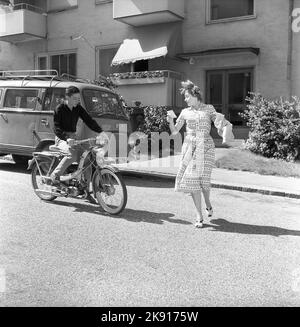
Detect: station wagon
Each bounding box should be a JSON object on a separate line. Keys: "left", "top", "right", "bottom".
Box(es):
{"left": 0, "top": 71, "right": 131, "bottom": 164}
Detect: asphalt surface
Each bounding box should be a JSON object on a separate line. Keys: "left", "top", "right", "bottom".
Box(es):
{"left": 0, "top": 160, "right": 300, "bottom": 307}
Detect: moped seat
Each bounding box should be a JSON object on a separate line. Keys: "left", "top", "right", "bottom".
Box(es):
{"left": 48, "top": 145, "right": 69, "bottom": 156}
{"left": 49, "top": 145, "right": 61, "bottom": 152}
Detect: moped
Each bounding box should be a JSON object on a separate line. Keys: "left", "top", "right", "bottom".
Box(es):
{"left": 28, "top": 135, "right": 127, "bottom": 215}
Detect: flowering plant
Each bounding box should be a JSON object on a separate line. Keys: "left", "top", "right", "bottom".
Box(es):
{"left": 110, "top": 70, "right": 165, "bottom": 80}
{"left": 92, "top": 75, "right": 117, "bottom": 90}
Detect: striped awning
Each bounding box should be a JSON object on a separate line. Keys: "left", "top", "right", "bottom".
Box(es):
{"left": 111, "top": 23, "right": 181, "bottom": 65}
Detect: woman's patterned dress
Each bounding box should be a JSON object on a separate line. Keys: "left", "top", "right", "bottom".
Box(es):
{"left": 175, "top": 104, "right": 230, "bottom": 192}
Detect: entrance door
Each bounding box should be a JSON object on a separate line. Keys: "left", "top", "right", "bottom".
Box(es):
{"left": 206, "top": 68, "right": 253, "bottom": 138}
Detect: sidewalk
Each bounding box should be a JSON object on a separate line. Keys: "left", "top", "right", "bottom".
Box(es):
{"left": 114, "top": 154, "right": 300, "bottom": 199}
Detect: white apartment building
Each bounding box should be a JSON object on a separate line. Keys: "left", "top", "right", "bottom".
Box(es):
{"left": 0, "top": 0, "right": 299, "bottom": 138}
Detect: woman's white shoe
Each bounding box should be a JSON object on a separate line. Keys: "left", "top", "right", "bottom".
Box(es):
{"left": 195, "top": 218, "right": 204, "bottom": 228}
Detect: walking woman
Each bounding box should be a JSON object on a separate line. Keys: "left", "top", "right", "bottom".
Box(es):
{"left": 167, "top": 80, "right": 234, "bottom": 228}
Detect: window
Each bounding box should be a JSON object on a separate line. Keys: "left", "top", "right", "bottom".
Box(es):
{"left": 98, "top": 48, "right": 130, "bottom": 77}
{"left": 209, "top": 0, "right": 254, "bottom": 21}
{"left": 83, "top": 89, "right": 126, "bottom": 117}
{"left": 38, "top": 56, "right": 47, "bottom": 70}
{"left": 98, "top": 48, "right": 149, "bottom": 76}
{"left": 4, "top": 89, "right": 39, "bottom": 110}
{"left": 206, "top": 68, "right": 253, "bottom": 126}
{"left": 0, "top": 88, "right": 3, "bottom": 107}
{"left": 37, "top": 56, "right": 48, "bottom": 74}
{"left": 50, "top": 53, "right": 76, "bottom": 76}
{"left": 42, "top": 88, "right": 66, "bottom": 111}
{"left": 36, "top": 53, "right": 76, "bottom": 76}
{"left": 134, "top": 60, "right": 148, "bottom": 72}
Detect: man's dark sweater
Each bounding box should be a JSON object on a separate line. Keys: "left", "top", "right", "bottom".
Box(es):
{"left": 53, "top": 103, "right": 102, "bottom": 141}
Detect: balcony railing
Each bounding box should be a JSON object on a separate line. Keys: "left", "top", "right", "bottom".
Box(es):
{"left": 12, "top": 3, "right": 46, "bottom": 14}
{"left": 0, "top": 4, "right": 46, "bottom": 43}
{"left": 113, "top": 0, "right": 184, "bottom": 26}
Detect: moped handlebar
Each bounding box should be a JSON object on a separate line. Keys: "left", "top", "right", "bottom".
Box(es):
{"left": 73, "top": 138, "right": 95, "bottom": 145}
{"left": 72, "top": 137, "right": 108, "bottom": 146}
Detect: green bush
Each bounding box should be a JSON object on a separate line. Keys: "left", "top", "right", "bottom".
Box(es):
{"left": 240, "top": 93, "right": 300, "bottom": 162}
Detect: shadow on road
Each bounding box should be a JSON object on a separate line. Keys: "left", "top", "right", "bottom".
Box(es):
{"left": 124, "top": 175, "right": 173, "bottom": 188}
{"left": 46, "top": 199, "right": 191, "bottom": 225}
{"left": 209, "top": 218, "right": 300, "bottom": 237}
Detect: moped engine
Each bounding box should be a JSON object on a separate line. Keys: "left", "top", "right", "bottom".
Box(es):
{"left": 65, "top": 179, "right": 80, "bottom": 197}
{"left": 67, "top": 186, "right": 79, "bottom": 197}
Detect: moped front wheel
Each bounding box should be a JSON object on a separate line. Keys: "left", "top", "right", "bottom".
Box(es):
{"left": 92, "top": 168, "right": 127, "bottom": 215}
{"left": 31, "top": 161, "right": 57, "bottom": 201}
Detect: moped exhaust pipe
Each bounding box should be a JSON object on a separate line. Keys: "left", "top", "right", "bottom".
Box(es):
{"left": 34, "top": 189, "right": 65, "bottom": 197}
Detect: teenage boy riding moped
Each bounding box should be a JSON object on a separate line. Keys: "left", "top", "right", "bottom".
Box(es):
{"left": 50, "top": 85, "right": 103, "bottom": 199}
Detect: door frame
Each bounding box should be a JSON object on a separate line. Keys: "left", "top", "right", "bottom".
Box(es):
{"left": 0, "top": 87, "right": 41, "bottom": 155}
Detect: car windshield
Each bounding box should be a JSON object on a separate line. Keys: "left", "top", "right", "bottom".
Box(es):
{"left": 83, "top": 89, "right": 126, "bottom": 118}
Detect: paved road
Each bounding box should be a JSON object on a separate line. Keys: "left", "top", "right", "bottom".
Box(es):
{"left": 0, "top": 160, "right": 300, "bottom": 306}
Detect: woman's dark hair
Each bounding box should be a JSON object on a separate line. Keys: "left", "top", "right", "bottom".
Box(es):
{"left": 180, "top": 80, "right": 203, "bottom": 102}
{"left": 66, "top": 86, "right": 80, "bottom": 97}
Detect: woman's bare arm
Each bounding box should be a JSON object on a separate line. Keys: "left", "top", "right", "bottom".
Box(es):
{"left": 167, "top": 112, "right": 185, "bottom": 135}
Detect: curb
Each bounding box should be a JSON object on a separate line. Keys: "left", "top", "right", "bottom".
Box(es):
{"left": 119, "top": 169, "right": 300, "bottom": 199}
{"left": 2, "top": 156, "right": 299, "bottom": 199}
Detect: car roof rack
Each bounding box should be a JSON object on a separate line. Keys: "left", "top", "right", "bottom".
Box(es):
{"left": 0, "top": 70, "right": 59, "bottom": 79}
{"left": 0, "top": 70, "right": 61, "bottom": 86}
{"left": 0, "top": 70, "right": 92, "bottom": 83}
{"left": 60, "top": 73, "right": 89, "bottom": 83}
{"left": 0, "top": 70, "right": 115, "bottom": 89}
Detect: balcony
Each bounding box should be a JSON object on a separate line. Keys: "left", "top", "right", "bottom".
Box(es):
{"left": 113, "top": 0, "right": 184, "bottom": 26}
{"left": 0, "top": 4, "right": 46, "bottom": 43}
{"left": 110, "top": 70, "right": 184, "bottom": 108}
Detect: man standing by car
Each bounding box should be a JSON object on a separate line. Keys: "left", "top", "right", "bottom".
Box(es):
{"left": 50, "top": 86, "right": 103, "bottom": 192}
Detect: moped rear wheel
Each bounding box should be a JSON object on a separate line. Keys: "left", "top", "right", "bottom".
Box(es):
{"left": 92, "top": 168, "right": 127, "bottom": 215}
{"left": 31, "top": 160, "right": 57, "bottom": 201}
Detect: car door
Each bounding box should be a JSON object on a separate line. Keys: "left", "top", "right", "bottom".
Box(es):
{"left": 34, "top": 87, "right": 66, "bottom": 148}
{"left": 0, "top": 88, "right": 40, "bottom": 156}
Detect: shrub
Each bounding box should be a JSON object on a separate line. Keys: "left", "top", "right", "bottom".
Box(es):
{"left": 125, "top": 105, "right": 176, "bottom": 156}
{"left": 240, "top": 93, "right": 300, "bottom": 161}
{"left": 137, "top": 105, "right": 171, "bottom": 135}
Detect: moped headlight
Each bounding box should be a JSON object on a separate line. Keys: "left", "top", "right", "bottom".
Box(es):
{"left": 95, "top": 148, "right": 107, "bottom": 166}
{"left": 96, "top": 133, "right": 109, "bottom": 146}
